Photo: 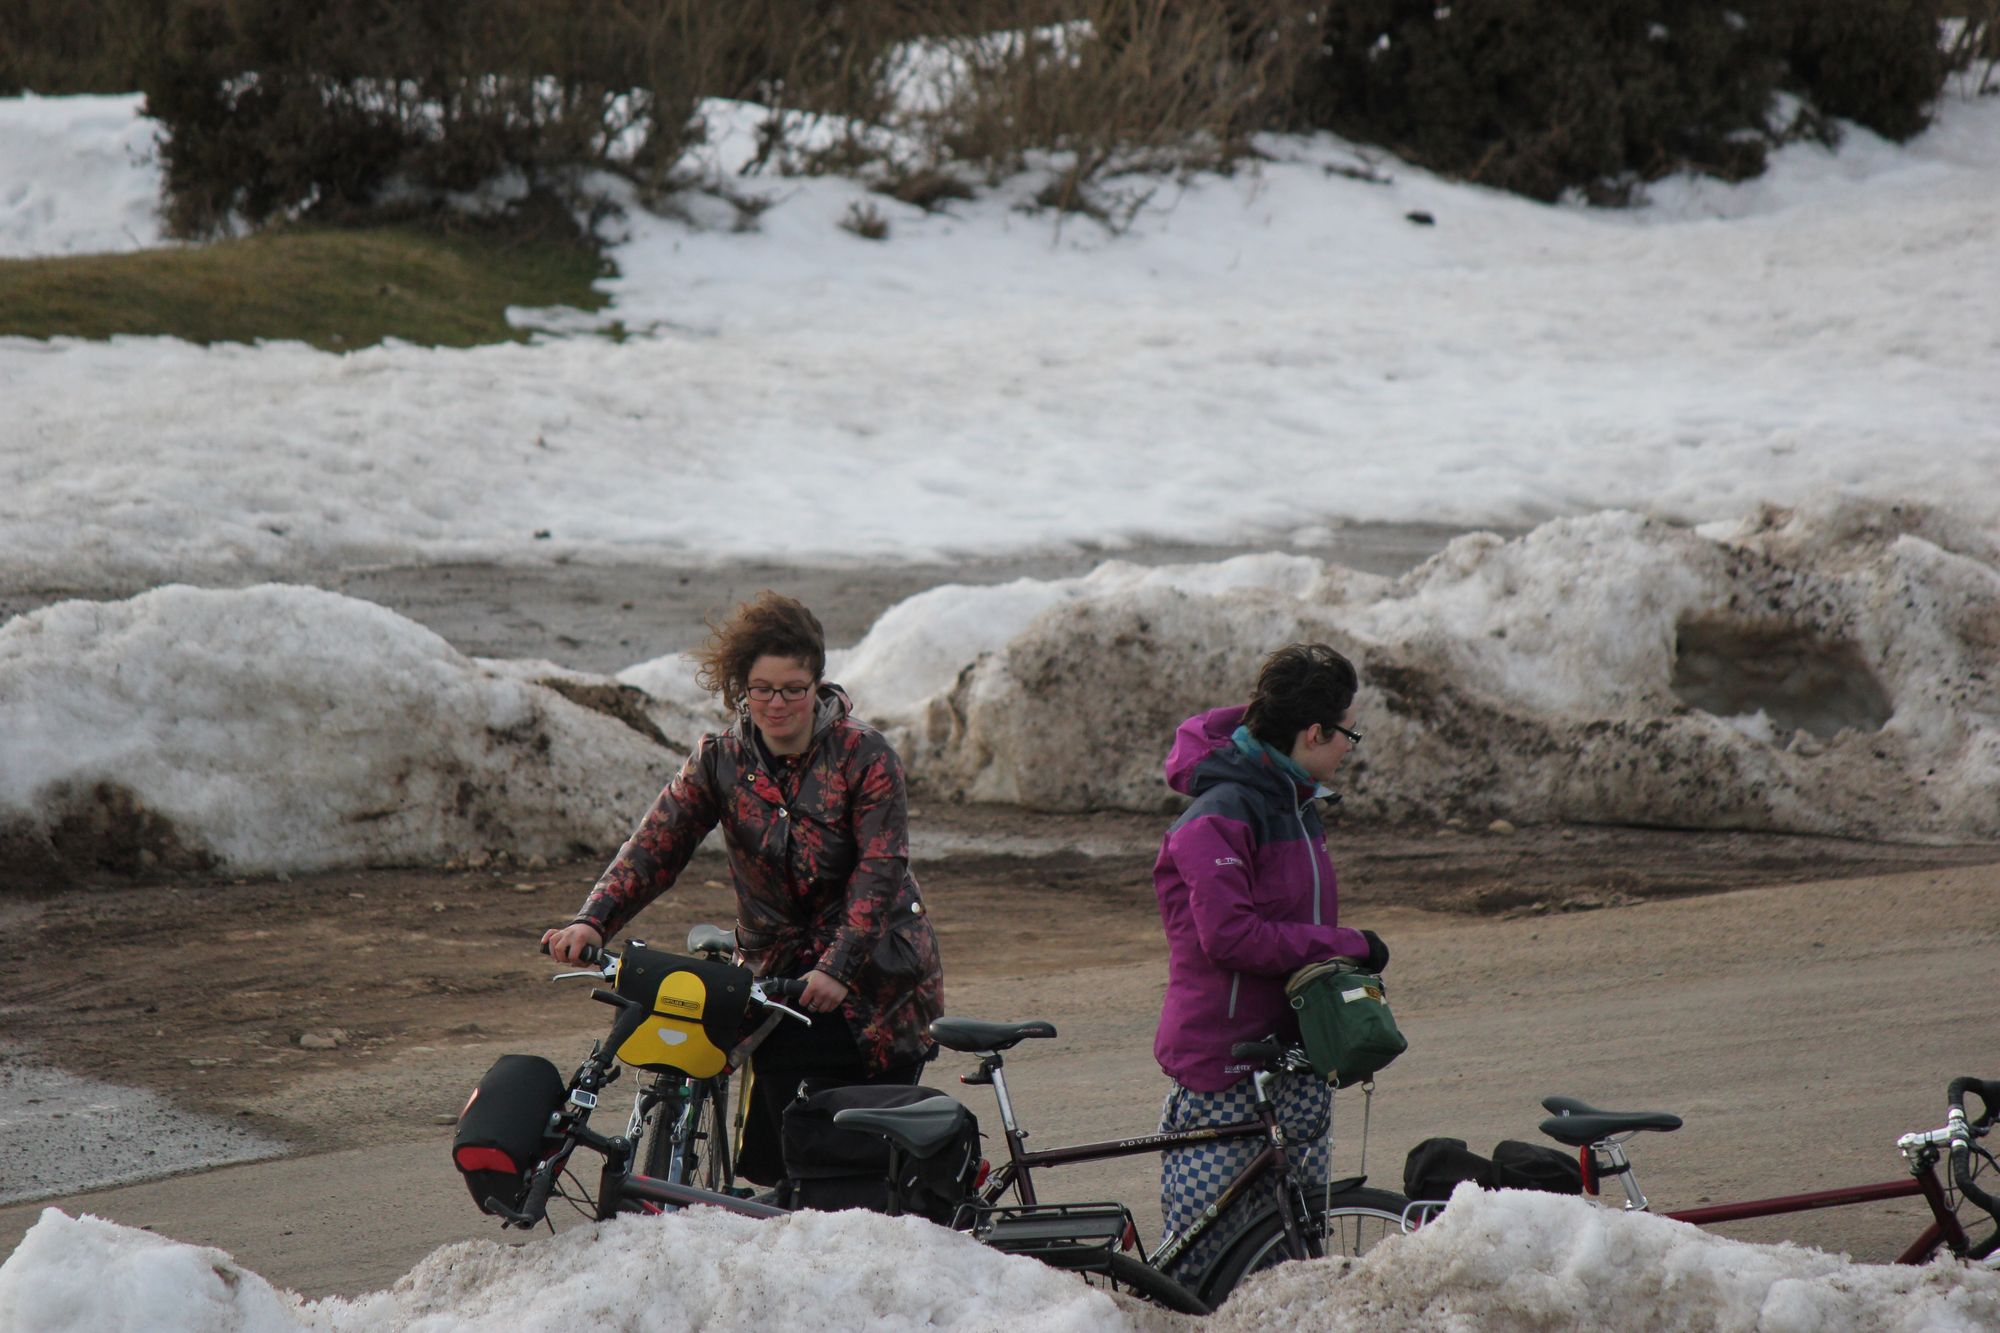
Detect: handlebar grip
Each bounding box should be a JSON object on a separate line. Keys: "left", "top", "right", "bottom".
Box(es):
{"left": 761, "top": 977, "right": 810, "bottom": 1002}
{"left": 539, "top": 937, "right": 606, "bottom": 966}
{"left": 1230, "top": 1040, "right": 1287, "bottom": 1065}
{"left": 1948, "top": 1077, "right": 2000, "bottom": 1128}
{"left": 1947, "top": 1078, "right": 2000, "bottom": 1229}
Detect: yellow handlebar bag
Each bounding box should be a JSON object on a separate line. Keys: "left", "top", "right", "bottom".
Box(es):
{"left": 611, "top": 943, "right": 754, "bottom": 1078}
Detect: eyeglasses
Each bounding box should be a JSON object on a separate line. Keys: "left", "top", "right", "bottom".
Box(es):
{"left": 746, "top": 683, "right": 814, "bottom": 703}
{"left": 1323, "top": 722, "right": 1363, "bottom": 746}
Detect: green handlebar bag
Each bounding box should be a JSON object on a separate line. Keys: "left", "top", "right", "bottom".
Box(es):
{"left": 1286, "top": 959, "right": 1408, "bottom": 1088}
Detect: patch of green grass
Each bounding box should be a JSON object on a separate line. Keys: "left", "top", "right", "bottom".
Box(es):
{"left": 0, "top": 215, "right": 612, "bottom": 352}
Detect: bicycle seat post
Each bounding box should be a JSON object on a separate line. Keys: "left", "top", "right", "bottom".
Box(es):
{"left": 1593, "top": 1139, "right": 1650, "bottom": 1212}
{"left": 977, "top": 1055, "right": 1026, "bottom": 1143}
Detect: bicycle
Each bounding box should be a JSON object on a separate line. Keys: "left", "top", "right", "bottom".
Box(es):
{"left": 617, "top": 924, "right": 745, "bottom": 1193}
{"left": 932, "top": 1016, "right": 1413, "bottom": 1308}
{"left": 1408, "top": 1076, "right": 2000, "bottom": 1264}
{"left": 452, "top": 939, "right": 1210, "bottom": 1316}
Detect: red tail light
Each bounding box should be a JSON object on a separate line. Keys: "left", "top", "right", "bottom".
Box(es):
{"left": 973, "top": 1159, "right": 991, "bottom": 1190}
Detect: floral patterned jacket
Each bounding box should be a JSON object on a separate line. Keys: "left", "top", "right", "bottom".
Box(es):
{"left": 571, "top": 684, "right": 942, "bottom": 1072}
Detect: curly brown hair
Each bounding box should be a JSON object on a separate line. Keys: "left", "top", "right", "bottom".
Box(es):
{"left": 694, "top": 591, "right": 827, "bottom": 713}
{"left": 1242, "top": 643, "right": 1358, "bottom": 750}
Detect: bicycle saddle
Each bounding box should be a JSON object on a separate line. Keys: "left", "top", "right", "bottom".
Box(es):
{"left": 833, "top": 1097, "right": 972, "bottom": 1158}
{"left": 929, "top": 1017, "right": 1057, "bottom": 1053}
{"left": 686, "top": 924, "right": 736, "bottom": 956}
{"left": 1538, "top": 1095, "right": 1684, "bottom": 1146}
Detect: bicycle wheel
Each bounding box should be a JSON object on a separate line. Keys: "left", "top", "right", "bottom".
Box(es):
{"left": 695, "top": 1077, "right": 732, "bottom": 1193}
{"left": 1971, "top": 1226, "right": 2000, "bottom": 1263}
{"left": 1195, "top": 1186, "right": 1411, "bottom": 1308}
{"left": 639, "top": 1075, "right": 691, "bottom": 1182}
{"left": 1038, "top": 1249, "right": 1210, "bottom": 1316}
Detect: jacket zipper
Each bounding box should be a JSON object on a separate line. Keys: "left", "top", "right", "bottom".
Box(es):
{"left": 1297, "top": 806, "right": 1324, "bottom": 925}
{"left": 1227, "top": 972, "right": 1241, "bottom": 1020}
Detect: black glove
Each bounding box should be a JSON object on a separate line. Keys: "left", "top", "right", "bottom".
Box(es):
{"left": 1358, "top": 929, "right": 1389, "bottom": 974}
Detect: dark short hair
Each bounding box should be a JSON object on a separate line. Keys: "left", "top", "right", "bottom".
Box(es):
{"left": 694, "top": 591, "right": 826, "bottom": 712}
{"left": 1242, "top": 643, "right": 1358, "bottom": 750}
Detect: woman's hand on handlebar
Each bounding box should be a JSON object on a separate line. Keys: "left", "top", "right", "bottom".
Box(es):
{"left": 542, "top": 923, "right": 604, "bottom": 965}
{"left": 799, "top": 970, "right": 849, "bottom": 1014}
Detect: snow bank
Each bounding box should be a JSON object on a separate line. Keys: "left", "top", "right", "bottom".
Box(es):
{"left": 7, "top": 1185, "right": 1997, "bottom": 1332}
{"left": 0, "top": 586, "right": 674, "bottom": 880}
{"left": 1221, "top": 1185, "right": 2000, "bottom": 1331}
{"left": 0, "top": 94, "right": 165, "bottom": 257}
{"left": 0, "top": 1207, "right": 1146, "bottom": 1333}
{"left": 865, "top": 499, "right": 2000, "bottom": 841}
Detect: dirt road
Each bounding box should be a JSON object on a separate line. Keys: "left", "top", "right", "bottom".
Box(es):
{"left": 4, "top": 809, "right": 1995, "bottom": 1299}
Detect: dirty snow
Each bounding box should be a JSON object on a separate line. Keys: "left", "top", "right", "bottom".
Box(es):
{"left": 0, "top": 585, "right": 672, "bottom": 879}
{"left": 5, "top": 1187, "right": 1998, "bottom": 1332}
{"left": 840, "top": 498, "right": 2000, "bottom": 841}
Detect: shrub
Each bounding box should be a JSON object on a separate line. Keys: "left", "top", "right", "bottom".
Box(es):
{"left": 0, "top": 0, "right": 163, "bottom": 95}
{"left": 141, "top": 0, "right": 721, "bottom": 236}
{"left": 1287, "top": 0, "right": 1953, "bottom": 204}
{"left": 1780, "top": 0, "right": 1945, "bottom": 141}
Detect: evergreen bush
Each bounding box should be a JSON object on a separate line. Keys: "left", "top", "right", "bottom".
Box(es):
{"left": 1287, "top": 0, "right": 1953, "bottom": 204}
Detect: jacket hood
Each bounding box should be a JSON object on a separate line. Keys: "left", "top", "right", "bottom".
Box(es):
{"left": 1163, "top": 705, "right": 1303, "bottom": 803}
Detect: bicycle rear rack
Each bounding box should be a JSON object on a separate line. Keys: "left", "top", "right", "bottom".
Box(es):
{"left": 958, "top": 1200, "right": 1134, "bottom": 1258}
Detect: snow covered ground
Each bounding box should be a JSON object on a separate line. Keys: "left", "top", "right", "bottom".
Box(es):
{"left": 4, "top": 96, "right": 1999, "bottom": 585}
{"left": 5, "top": 81, "right": 2000, "bottom": 1324}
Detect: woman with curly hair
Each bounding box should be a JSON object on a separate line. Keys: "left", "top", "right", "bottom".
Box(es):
{"left": 543, "top": 592, "right": 943, "bottom": 1183}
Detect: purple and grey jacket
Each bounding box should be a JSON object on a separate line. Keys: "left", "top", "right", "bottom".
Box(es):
{"left": 1153, "top": 705, "right": 1369, "bottom": 1092}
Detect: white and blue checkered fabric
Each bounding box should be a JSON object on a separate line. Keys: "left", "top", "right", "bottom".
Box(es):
{"left": 1157, "top": 1074, "right": 1332, "bottom": 1276}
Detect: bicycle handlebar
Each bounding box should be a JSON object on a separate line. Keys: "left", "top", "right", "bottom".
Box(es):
{"left": 542, "top": 934, "right": 809, "bottom": 1015}
{"left": 539, "top": 937, "right": 613, "bottom": 967}
{"left": 1944, "top": 1077, "right": 2000, "bottom": 1226}
{"left": 1948, "top": 1077, "right": 2000, "bottom": 1129}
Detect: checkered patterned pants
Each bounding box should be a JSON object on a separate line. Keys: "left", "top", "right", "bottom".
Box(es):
{"left": 1158, "top": 1074, "right": 1332, "bottom": 1277}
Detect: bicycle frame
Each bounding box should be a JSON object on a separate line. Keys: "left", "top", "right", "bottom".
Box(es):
{"left": 1662, "top": 1149, "right": 1970, "bottom": 1264}
{"left": 969, "top": 1052, "right": 1321, "bottom": 1273}
{"left": 1576, "top": 1125, "right": 1980, "bottom": 1264}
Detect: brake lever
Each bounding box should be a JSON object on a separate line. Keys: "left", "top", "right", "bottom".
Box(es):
{"left": 762, "top": 999, "right": 812, "bottom": 1025}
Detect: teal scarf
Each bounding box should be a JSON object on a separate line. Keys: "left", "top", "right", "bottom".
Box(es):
{"left": 1231, "top": 724, "right": 1314, "bottom": 789}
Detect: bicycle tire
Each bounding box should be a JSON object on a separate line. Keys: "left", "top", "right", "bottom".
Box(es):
{"left": 1965, "top": 1220, "right": 1999, "bottom": 1263}
{"left": 1036, "top": 1248, "right": 1210, "bottom": 1315}
{"left": 1195, "top": 1186, "right": 1411, "bottom": 1308}
{"left": 699, "top": 1077, "right": 732, "bottom": 1192}
{"left": 639, "top": 1075, "right": 690, "bottom": 1182}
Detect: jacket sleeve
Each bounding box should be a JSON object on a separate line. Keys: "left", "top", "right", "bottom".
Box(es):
{"left": 572, "top": 737, "right": 724, "bottom": 940}
{"left": 815, "top": 737, "right": 911, "bottom": 987}
{"left": 1169, "top": 814, "right": 1368, "bottom": 975}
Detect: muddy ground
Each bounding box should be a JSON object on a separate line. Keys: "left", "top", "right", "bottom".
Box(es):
{"left": 2, "top": 812, "right": 1993, "bottom": 1149}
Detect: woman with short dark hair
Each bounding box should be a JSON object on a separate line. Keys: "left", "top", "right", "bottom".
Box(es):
{"left": 1151, "top": 642, "right": 1386, "bottom": 1270}
{"left": 544, "top": 591, "right": 943, "bottom": 1182}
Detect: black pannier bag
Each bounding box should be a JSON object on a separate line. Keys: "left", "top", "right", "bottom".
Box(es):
{"left": 452, "top": 1054, "right": 568, "bottom": 1214}
{"left": 1403, "top": 1136, "right": 1498, "bottom": 1201}
{"left": 1404, "top": 1135, "right": 1584, "bottom": 1202}
{"left": 1491, "top": 1138, "right": 1585, "bottom": 1194}
{"left": 780, "top": 1084, "right": 980, "bottom": 1225}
